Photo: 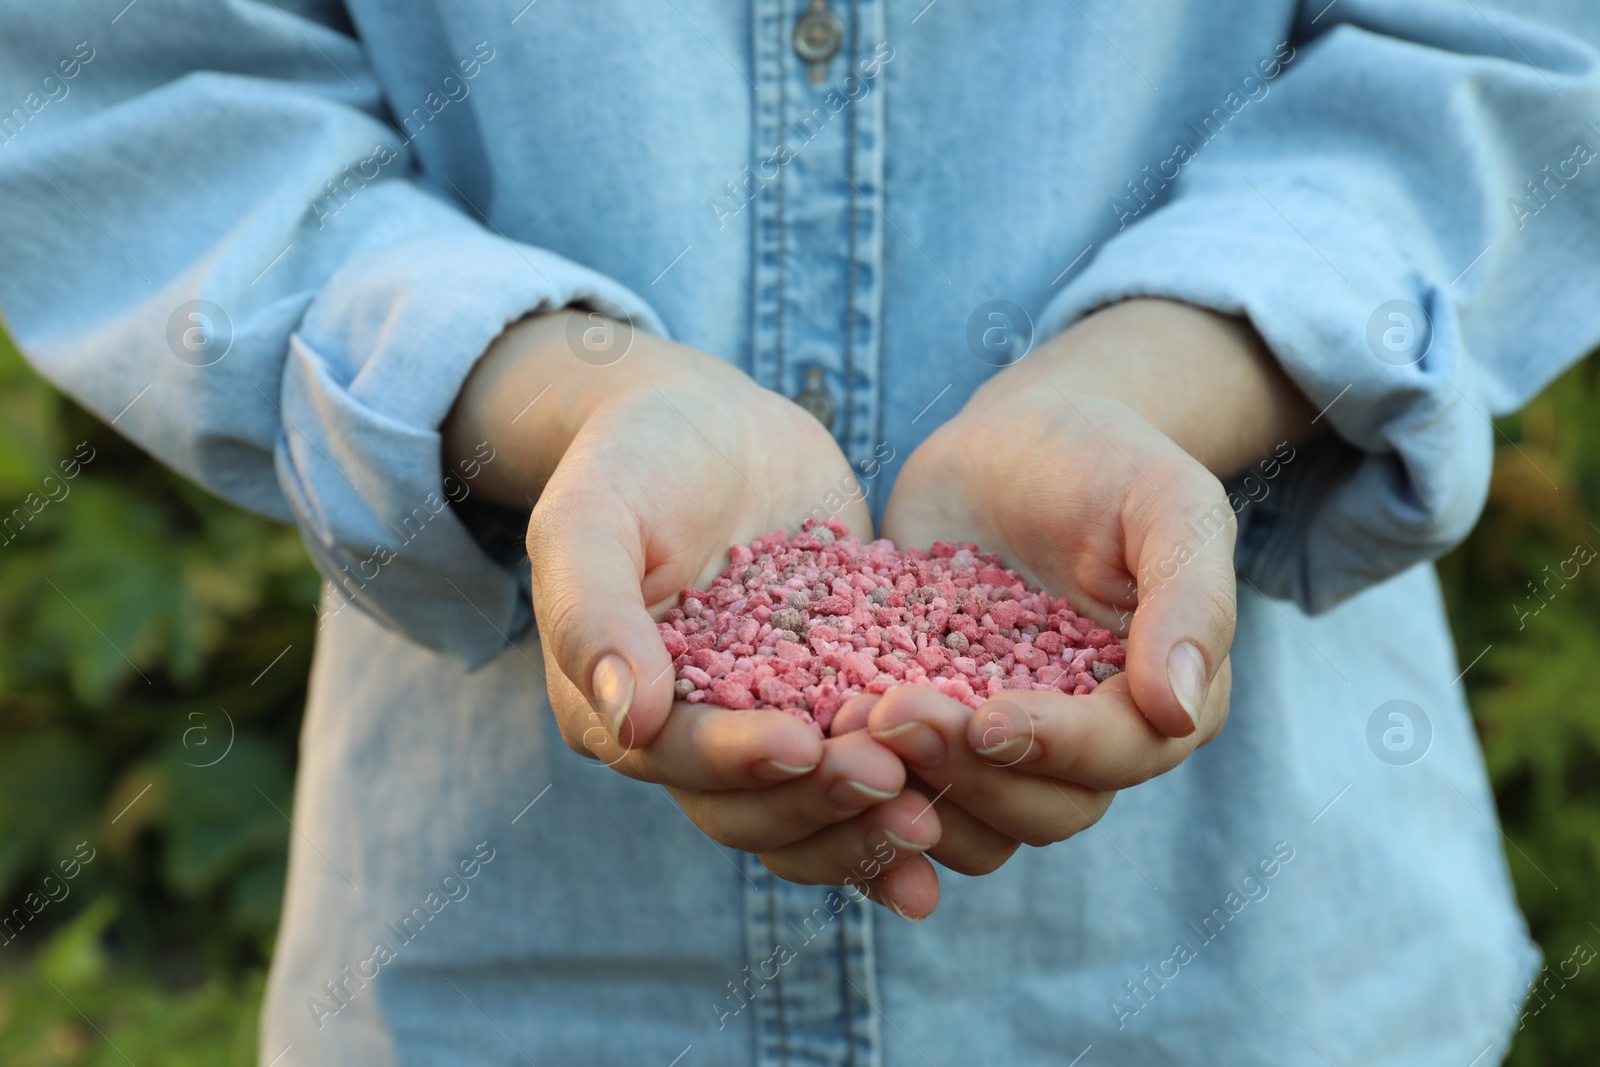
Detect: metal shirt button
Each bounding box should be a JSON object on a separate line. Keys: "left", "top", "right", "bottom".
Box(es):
{"left": 794, "top": 2, "right": 843, "bottom": 82}
{"left": 794, "top": 366, "right": 837, "bottom": 430}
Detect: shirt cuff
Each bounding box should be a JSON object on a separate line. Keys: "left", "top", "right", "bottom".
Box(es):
{"left": 275, "top": 227, "right": 666, "bottom": 667}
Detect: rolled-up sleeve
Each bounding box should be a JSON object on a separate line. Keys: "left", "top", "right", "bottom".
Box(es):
{"left": 0, "top": 2, "right": 662, "bottom": 665}
{"left": 1039, "top": 0, "right": 1600, "bottom": 613}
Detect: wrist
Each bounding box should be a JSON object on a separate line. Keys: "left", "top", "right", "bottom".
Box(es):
{"left": 442, "top": 309, "right": 592, "bottom": 506}
{"left": 442, "top": 309, "right": 750, "bottom": 507}
{"left": 968, "top": 298, "right": 1320, "bottom": 477}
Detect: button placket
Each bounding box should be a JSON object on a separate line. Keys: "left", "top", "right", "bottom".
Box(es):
{"left": 742, "top": 852, "right": 884, "bottom": 1066}
{"left": 839, "top": 0, "right": 887, "bottom": 494}
{"left": 748, "top": 0, "right": 788, "bottom": 395}
{"left": 739, "top": 4, "right": 887, "bottom": 1063}
{"left": 767, "top": 0, "right": 889, "bottom": 476}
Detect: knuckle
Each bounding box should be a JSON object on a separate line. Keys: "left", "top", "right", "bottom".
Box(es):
{"left": 1125, "top": 743, "right": 1179, "bottom": 788}
{"left": 938, "top": 837, "right": 1019, "bottom": 876}
{"left": 1202, "top": 483, "right": 1239, "bottom": 539}
{"left": 945, "top": 773, "right": 1009, "bottom": 816}
{"left": 709, "top": 827, "right": 763, "bottom": 852}
{"left": 1107, "top": 739, "right": 1182, "bottom": 790}
{"left": 684, "top": 806, "right": 747, "bottom": 851}
{"left": 560, "top": 727, "right": 594, "bottom": 758}
{"left": 549, "top": 696, "right": 603, "bottom": 759}
{"left": 1044, "top": 714, "right": 1092, "bottom": 781}
{"left": 524, "top": 503, "right": 559, "bottom": 571}
{"left": 820, "top": 794, "right": 873, "bottom": 823}
{"left": 1019, "top": 819, "right": 1077, "bottom": 849}
{"left": 755, "top": 853, "right": 823, "bottom": 887}
{"left": 691, "top": 807, "right": 780, "bottom": 853}
{"left": 1200, "top": 582, "right": 1238, "bottom": 632}
{"left": 584, "top": 731, "right": 637, "bottom": 772}
{"left": 537, "top": 589, "right": 593, "bottom": 676}
{"left": 1024, "top": 792, "right": 1112, "bottom": 847}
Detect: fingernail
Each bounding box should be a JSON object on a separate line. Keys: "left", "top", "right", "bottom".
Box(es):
{"left": 752, "top": 759, "right": 817, "bottom": 782}
{"left": 974, "top": 735, "right": 1037, "bottom": 765}
{"left": 878, "top": 828, "right": 930, "bottom": 853}
{"left": 828, "top": 779, "right": 900, "bottom": 807}
{"left": 866, "top": 827, "right": 931, "bottom": 861}
{"left": 870, "top": 722, "right": 947, "bottom": 767}
{"left": 885, "top": 895, "right": 924, "bottom": 923}
{"left": 591, "top": 654, "right": 635, "bottom": 739}
{"left": 1167, "top": 641, "right": 1208, "bottom": 729}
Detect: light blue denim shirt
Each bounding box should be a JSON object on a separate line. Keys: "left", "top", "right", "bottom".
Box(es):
{"left": 4, "top": 1, "right": 1600, "bottom": 1064}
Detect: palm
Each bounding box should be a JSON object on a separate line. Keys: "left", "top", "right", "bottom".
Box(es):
{"left": 550, "top": 376, "right": 873, "bottom": 620}
{"left": 883, "top": 390, "right": 1236, "bottom": 741}
{"left": 882, "top": 394, "right": 1151, "bottom": 635}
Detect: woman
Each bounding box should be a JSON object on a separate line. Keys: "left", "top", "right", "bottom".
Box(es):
{"left": 2, "top": 1, "right": 1597, "bottom": 1063}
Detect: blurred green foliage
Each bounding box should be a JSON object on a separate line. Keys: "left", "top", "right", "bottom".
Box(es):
{"left": 0, "top": 329, "right": 317, "bottom": 1063}
{"left": 1437, "top": 354, "right": 1600, "bottom": 1067}
{"left": 0, "top": 322, "right": 1595, "bottom": 1064}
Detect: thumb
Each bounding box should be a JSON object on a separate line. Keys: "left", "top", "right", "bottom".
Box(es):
{"left": 1123, "top": 466, "right": 1238, "bottom": 738}
{"left": 526, "top": 487, "right": 675, "bottom": 752}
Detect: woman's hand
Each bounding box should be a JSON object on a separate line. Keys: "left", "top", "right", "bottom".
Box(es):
{"left": 444, "top": 311, "right": 939, "bottom": 901}
{"left": 858, "top": 299, "right": 1318, "bottom": 906}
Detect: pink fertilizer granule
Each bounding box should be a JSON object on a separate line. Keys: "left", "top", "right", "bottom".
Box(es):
{"left": 657, "top": 518, "right": 1125, "bottom": 736}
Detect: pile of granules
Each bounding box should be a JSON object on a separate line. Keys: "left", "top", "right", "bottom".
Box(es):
{"left": 657, "top": 518, "right": 1125, "bottom": 735}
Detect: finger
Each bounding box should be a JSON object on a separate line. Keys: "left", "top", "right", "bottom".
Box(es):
{"left": 867, "top": 685, "right": 1114, "bottom": 848}
{"left": 828, "top": 692, "right": 880, "bottom": 737}
{"left": 671, "top": 731, "right": 907, "bottom": 852}
{"left": 915, "top": 780, "right": 1021, "bottom": 877}
{"left": 862, "top": 682, "right": 971, "bottom": 770}
{"left": 757, "top": 790, "right": 940, "bottom": 888}
{"left": 527, "top": 480, "right": 676, "bottom": 748}
{"left": 1122, "top": 457, "right": 1238, "bottom": 738}
{"left": 928, "top": 757, "right": 1110, "bottom": 853}
{"left": 861, "top": 855, "right": 942, "bottom": 921}
{"left": 963, "top": 676, "right": 1227, "bottom": 791}
{"left": 613, "top": 705, "right": 825, "bottom": 790}
{"left": 567, "top": 694, "right": 824, "bottom": 791}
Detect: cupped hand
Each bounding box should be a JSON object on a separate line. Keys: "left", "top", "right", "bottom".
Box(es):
{"left": 859, "top": 298, "right": 1318, "bottom": 888}
{"left": 444, "top": 311, "right": 937, "bottom": 903}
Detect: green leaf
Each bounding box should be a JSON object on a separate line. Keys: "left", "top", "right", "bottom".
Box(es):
{"left": 35, "top": 894, "right": 117, "bottom": 988}
{"left": 157, "top": 738, "right": 291, "bottom": 899}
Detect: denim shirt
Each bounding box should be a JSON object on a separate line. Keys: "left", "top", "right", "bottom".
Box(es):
{"left": 4, "top": 1, "right": 1600, "bottom": 1064}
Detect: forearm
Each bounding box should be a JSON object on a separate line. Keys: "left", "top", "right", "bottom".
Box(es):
{"left": 972, "top": 298, "right": 1321, "bottom": 478}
